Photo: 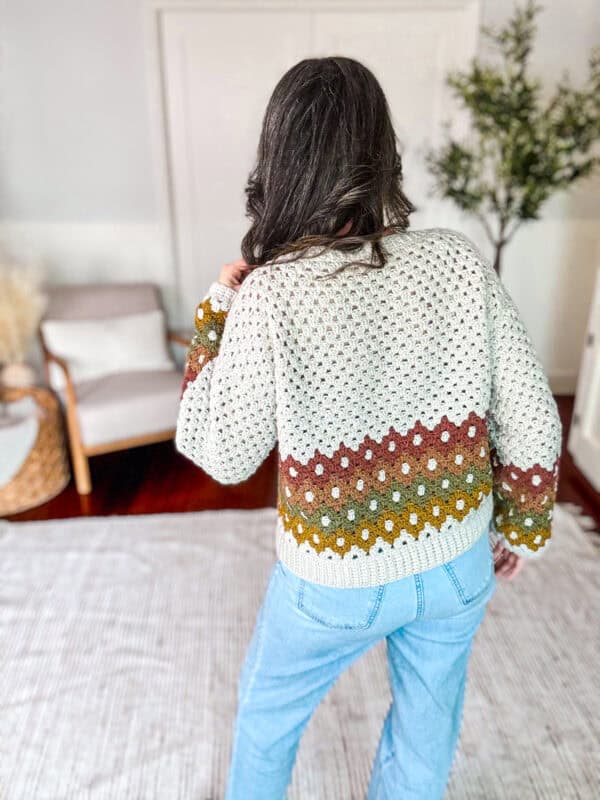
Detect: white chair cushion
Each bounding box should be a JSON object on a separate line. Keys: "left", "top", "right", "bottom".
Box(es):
{"left": 67, "top": 369, "right": 182, "bottom": 448}
{"left": 41, "top": 310, "right": 175, "bottom": 391}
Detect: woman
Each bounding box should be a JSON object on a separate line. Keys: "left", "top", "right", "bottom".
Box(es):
{"left": 175, "top": 57, "right": 562, "bottom": 800}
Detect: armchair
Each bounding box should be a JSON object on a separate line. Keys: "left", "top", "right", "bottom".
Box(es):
{"left": 39, "top": 282, "right": 190, "bottom": 495}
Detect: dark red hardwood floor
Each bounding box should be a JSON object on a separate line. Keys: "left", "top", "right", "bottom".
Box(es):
{"left": 6, "top": 396, "right": 599, "bottom": 527}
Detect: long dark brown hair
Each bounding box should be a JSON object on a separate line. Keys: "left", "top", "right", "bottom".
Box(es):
{"left": 241, "top": 56, "right": 416, "bottom": 276}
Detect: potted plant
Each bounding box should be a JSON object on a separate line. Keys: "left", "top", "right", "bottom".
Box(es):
{"left": 426, "top": 0, "right": 600, "bottom": 275}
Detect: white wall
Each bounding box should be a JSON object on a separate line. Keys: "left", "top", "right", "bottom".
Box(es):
{"left": 473, "top": 0, "right": 600, "bottom": 394}
{"left": 0, "top": 0, "right": 175, "bottom": 310}
{"left": 0, "top": 0, "right": 598, "bottom": 391}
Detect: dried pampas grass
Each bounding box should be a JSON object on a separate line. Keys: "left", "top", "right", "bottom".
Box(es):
{"left": 0, "top": 264, "right": 47, "bottom": 364}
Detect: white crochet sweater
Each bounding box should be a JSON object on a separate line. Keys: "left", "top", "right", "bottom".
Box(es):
{"left": 175, "top": 227, "right": 562, "bottom": 588}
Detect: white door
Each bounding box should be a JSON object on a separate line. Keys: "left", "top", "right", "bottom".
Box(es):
{"left": 569, "top": 267, "right": 600, "bottom": 490}
{"left": 155, "top": 0, "right": 481, "bottom": 318}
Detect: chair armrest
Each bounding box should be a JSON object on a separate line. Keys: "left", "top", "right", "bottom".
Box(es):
{"left": 39, "top": 336, "right": 78, "bottom": 405}
{"left": 39, "top": 338, "right": 88, "bottom": 451}
{"left": 44, "top": 351, "right": 78, "bottom": 399}
{"left": 168, "top": 330, "right": 191, "bottom": 348}
{"left": 44, "top": 350, "right": 69, "bottom": 374}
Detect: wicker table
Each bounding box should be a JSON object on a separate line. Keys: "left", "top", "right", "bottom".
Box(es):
{"left": 0, "top": 386, "right": 70, "bottom": 516}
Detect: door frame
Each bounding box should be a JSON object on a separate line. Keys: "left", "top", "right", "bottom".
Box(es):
{"left": 143, "top": 0, "right": 481, "bottom": 319}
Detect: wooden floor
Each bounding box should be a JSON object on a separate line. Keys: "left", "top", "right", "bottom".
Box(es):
{"left": 7, "top": 396, "right": 599, "bottom": 528}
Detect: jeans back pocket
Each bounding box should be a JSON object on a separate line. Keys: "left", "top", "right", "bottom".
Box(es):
{"left": 297, "top": 579, "right": 385, "bottom": 630}
{"left": 442, "top": 531, "right": 495, "bottom": 606}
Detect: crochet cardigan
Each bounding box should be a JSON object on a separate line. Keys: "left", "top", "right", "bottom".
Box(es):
{"left": 175, "top": 227, "right": 562, "bottom": 588}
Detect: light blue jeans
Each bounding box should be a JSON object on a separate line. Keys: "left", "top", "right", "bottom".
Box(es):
{"left": 224, "top": 528, "right": 497, "bottom": 800}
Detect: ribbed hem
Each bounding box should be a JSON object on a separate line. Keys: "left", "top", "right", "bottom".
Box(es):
{"left": 276, "top": 493, "right": 494, "bottom": 587}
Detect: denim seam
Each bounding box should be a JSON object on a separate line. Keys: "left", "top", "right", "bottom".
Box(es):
{"left": 367, "top": 584, "right": 386, "bottom": 627}
{"left": 414, "top": 573, "right": 424, "bottom": 619}
{"left": 443, "top": 557, "right": 493, "bottom": 605}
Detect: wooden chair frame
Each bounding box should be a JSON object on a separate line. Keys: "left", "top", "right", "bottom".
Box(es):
{"left": 39, "top": 329, "right": 190, "bottom": 495}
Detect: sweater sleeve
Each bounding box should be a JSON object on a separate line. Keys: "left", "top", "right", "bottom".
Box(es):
{"left": 175, "top": 272, "right": 277, "bottom": 484}
{"left": 482, "top": 255, "right": 562, "bottom": 557}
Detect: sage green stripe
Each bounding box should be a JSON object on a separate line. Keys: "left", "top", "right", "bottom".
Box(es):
{"left": 493, "top": 494, "right": 552, "bottom": 529}
{"left": 282, "top": 467, "right": 491, "bottom": 531}
{"left": 190, "top": 325, "right": 224, "bottom": 355}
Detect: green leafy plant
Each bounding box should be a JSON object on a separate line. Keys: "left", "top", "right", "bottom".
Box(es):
{"left": 426, "top": 0, "right": 600, "bottom": 275}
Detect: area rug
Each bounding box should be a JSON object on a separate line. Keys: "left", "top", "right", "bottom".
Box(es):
{"left": 0, "top": 504, "right": 598, "bottom": 799}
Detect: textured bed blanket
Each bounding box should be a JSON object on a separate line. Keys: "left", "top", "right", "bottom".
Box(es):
{"left": 0, "top": 504, "right": 598, "bottom": 799}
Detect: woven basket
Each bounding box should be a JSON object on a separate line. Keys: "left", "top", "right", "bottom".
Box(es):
{"left": 0, "top": 386, "right": 70, "bottom": 517}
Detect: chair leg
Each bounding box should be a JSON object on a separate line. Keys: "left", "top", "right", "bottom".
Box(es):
{"left": 71, "top": 444, "right": 92, "bottom": 495}
{"left": 62, "top": 392, "right": 92, "bottom": 495}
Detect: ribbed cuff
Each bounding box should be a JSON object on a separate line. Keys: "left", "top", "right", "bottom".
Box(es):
{"left": 206, "top": 280, "right": 237, "bottom": 311}
{"left": 495, "top": 529, "right": 552, "bottom": 559}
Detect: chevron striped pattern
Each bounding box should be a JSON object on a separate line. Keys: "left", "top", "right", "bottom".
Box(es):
{"left": 278, "top": 412, "right": 496, "bottom": 558}
{"left": 278, "top": 412, "right": 560, "bottom": 558}
{"left": 491, "top": 451, "right": 560, "bottom": 551}
{"left": 181, "top": 296, "right": 228, "bottom": 396}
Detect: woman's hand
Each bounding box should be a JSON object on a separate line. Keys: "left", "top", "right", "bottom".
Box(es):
{"left": 218, "top": 258, "right": 251, "bottom": 292}
{"left": 493, "top": 540, "right": 524, "bottom": 580}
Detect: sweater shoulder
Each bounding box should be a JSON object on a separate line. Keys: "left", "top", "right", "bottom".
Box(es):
{"left": 426, "top": 227, "right": 491, "bottom": 265}
{"left": 229, "top": 265, "right": 273, "bottom": 311}
{"left": 239, "top": 227, "right": 494, "bottom": 291}
{"left": 427, "top": 227, "right": 503, "bottom": 293}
